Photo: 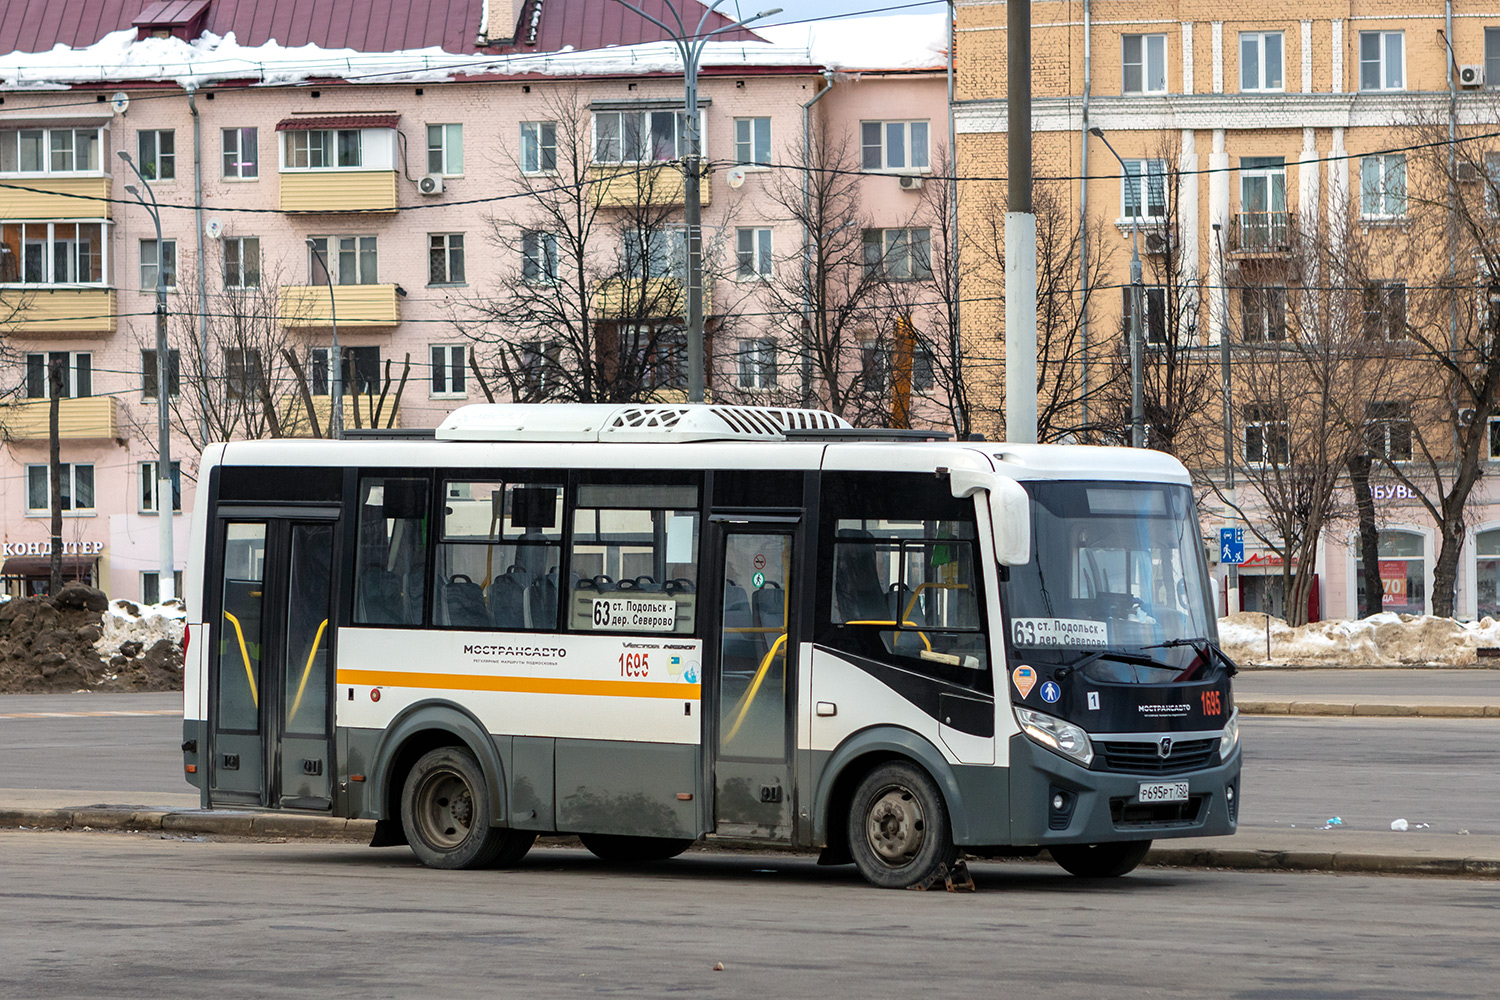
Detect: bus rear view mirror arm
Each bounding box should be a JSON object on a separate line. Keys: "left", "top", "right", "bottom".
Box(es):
{"left": 948, "top": 471, "right": 1031, "bottom": 566}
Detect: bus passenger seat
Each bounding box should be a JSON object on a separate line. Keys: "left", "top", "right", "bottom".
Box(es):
{"left": 527, "top": 569, "right": 559, "bottom": 630}
{"left": 489, "top": 566, "right": 532, "bottom": 629}
{"left": 358, "top": 567, "right": 404, "bottom": 623}
{"left": 441, "top": 574, "right": 489, "bottom": 628}
{"left": 833, "top": 530, "right": 888, "bottom": 622}
{"left": 752, "top": 580, "right": 784, "bottom": 632}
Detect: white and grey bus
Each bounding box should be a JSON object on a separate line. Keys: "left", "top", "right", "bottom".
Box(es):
{"left": 182, "top": 403, "right": 1240, "bottom": 888}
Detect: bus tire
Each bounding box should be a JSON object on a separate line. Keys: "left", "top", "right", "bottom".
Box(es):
{"left": 579, "top": 833, "right": 694, "bottom": 863}
{"left": 401, "top": 746, "right": 513, "bottom": 870}
{"left": 1050, "top": 840, "right": 1152, "bottom": 878}
{"left": 847, "top": 761, "right": 957, "bottom": 889}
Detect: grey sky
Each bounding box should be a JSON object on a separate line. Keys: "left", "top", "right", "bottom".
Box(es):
{"left": 729, "top": 0, "right": 945, "bottom": 27}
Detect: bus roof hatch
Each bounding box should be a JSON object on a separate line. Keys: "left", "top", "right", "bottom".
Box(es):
{"left": 435, "top": 403, "right": 851, "bottom": 443}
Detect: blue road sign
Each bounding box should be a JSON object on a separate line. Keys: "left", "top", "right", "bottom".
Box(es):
{"left": 1220, "top": 527, "right": 1244, "bottom": 566}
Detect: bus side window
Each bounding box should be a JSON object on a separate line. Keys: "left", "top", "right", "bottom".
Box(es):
{"left": 568, "top": 483, "right": 700, "bottom": 634}
{"left": 433, "top": 481, "right": 564, "bottom": 631}
{"left": 354, "top": 477, "right": 429, "bottom": 627}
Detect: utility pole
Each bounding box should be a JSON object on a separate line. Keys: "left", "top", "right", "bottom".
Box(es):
{"left": 1004, "top": 0, "right": 1038, "bottom": 443}
{"left": 48, "top": 356, "right": 63, "bottom": 595}
{"left": 1090, "top": 128, "right": 1146, "bottom": 447}
{"left": 306, "top": 238, "right": 343, "bottom": 439}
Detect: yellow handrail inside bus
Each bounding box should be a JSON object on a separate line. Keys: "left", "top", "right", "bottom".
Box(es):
{"left": 724, "top": 632, "right": 788, "bottom": 744}
{"left": 222, "top": 610, "right": 258, "bottom": 708}
{"left": 900, "top": 582, "right": 970, "bottom": 624}
{"left": 288, "top": 618, "right": 329, "bottom": 723}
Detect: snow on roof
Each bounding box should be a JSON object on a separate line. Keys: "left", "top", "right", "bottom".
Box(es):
{"left": 757, "top": 13, "right": 949, "bottom": 73}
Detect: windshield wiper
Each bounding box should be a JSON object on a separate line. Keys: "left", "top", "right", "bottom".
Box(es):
{"left": 1056, "top": 646, "right": 1166, "bottom": 679}
{"left": 1140, "top": 637, "right": 1238, "bottom": 678}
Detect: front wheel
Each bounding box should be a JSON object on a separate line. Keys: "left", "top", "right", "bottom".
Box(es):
{"left": 400, "top": 746, "right": 533, "bottom": 869}
{"left": 1050, "top": 840, "right": 1152, "bottom": 878}
{"left": 579, "top": 833, "right": 694, "bottom": 863}
{"left": 847, "top": 761, "right": 957, "bottom": 889}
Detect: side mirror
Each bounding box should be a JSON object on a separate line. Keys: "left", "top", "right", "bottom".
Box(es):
{"left": 949, "top": 471, "right": 1032, "bottom": 566}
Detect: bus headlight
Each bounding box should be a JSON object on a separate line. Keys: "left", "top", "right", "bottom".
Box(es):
{"left": 1015, "top": 707, "right": 1094, "bottom": 767}
{"left": 1220, "top": 708, "right": 1240, "bottom": 758}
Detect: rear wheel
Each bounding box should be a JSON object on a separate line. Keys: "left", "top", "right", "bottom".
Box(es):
{"left": 1050, "top": 840, "right": 1152, "bottom": 878}
{"left": 579, "top": 833, "right": 694, "bottom": 863}
{"left": 400, "top": 747, "right": 532, "bottom": 869}
{"left": 847, "top": 761, "right": 957, "bottom": 889}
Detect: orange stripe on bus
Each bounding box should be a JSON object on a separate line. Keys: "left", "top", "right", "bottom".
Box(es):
{"left": 336, "top": 669, "right": 700, "bottom": 700}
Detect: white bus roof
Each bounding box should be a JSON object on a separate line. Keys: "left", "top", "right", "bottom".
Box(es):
{"left": 435, "top": 403, "right": 850, "bottom": 442}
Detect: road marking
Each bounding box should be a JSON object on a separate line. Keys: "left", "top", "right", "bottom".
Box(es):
{"left": 0, "top": 709, "right": 180, "bottom": 719}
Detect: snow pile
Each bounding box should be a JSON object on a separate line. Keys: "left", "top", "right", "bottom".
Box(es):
{"left": 94, "top": 598, "right": 186, "bottom": 663}
{"left": 1220, "top": 611, "right": 1500, "bottom": 666}
{"left": 758, "top": 14, "right": 950, "bottom": 71}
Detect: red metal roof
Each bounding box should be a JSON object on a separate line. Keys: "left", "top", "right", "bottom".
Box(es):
{"left": 0, "top": 0, "right": 766, "bottom": 56}
{"left": 276, "top": 114, "right": 401, "bottom": 130}
{"left": 132, "top": 0, "right": 210, "bottom": 27}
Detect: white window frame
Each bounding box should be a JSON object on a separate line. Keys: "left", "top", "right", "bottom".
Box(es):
{"left": 0, "top": 220, "right": 110, "bottom": 286}
{"left": 310, "top": 345, "right": 381, "bottom": 396}
{"left": 1359, "top": 31, "right": 1405, "bottom": 92}
{"left": 736, "top": 227, "right": 772, "bottom": 280}
{"left": 140, "top": 570, "right": 184, "bottom": 605}
{"left": 1123, "top": 33, "right": 1168, "bottom": 95}
{"left": 223, "top": 236, "right": 261, "bottom": 289}
{"left": 1121, "top": 159, "right": 1168, "bottom": 221}
{"left": 1488, "top": 414, "right": 1500, "bottom": 461}
{"left": 141, "top": 348, "right": 180, "bottom": 401}
{"left": 140, "top": 238, "right": 177, "bottom": 290}
{"left": 308, "top": 235, "right": 378, "bottom": 285}
{"left": 430, "top": 344, "right": 466, "bottom": 398}
{"left": 138, "top": 460, "right": 182, "bottom": 514}
{"left": 735, "top": 117, "right": 771, "bottom": 167}
{"left": 26, "top": 463, "right": 95, "bottom": 514}
{"left": 860, "top": 120, "right": 931, "bottom": 173}
{"left": 1239, "top": 31, "right": 1284, "bottom": 92}
{"left": 521, "top": 230, "right": 559, "bottom": 285}
{"left": 737, "top": 337, "right": 778, "bottom": 390}
{"left": 520, "top": 121, "right": 557, "bottom": 175}
{"left": 863, "top": 228, "right": 932, "bottom": 281}
{"left": 1123, "top": 285, "right": 1170, "bottom": 345}
{"left": 283, "top": 129, "right": 363, "bottom": 170}
{"left": 1363, "top": 281, "right": 1407, "bottom": 341}
{"left": 25, "top": 351, "right": 92, "bottom": 399}
{"left": 0, "top": 127, "right": 104, "bottom": 176}
{"left": 1366, "top": 401, "right": 1414, "bottom": 462}
{"left": 1240, "top": 285, "right": 1287, "bottom": 342}
{"left": 624, "top": 228, "right": 687, "bottom": 279}
{"left": 427, "top": 123, "right": 464, "bottom": 176}
{"left": 591, "top": 109, "right": 705, "bottom": 165}
{"left": 428, "top": 233, "right": 465, "bottom": 286}
{"left": 1242, "top": 405, "right": 1290, "bottom": 464}
{"left": 137, "top": 129, "right": 176, "bottom": 181}
{"left": 520, "top": 339, "right": 560, "bottom": 397}
{"left": 1361, "top": 154, "right": 1407, "bottom": 219}
{"left": 221, "top": 127, "right": 259, "bottom": 180}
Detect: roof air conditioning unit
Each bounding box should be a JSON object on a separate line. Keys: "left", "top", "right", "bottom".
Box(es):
{"left": 418, "top": 174, "right": 444, "bottom": 196}
{"left": 1460, "top": 64, "right": 1484, "bottom": 87}
{"left": 897, "top": 174, "right": 924, "bottom": 191}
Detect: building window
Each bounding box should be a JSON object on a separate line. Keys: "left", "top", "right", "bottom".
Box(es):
{"left": 141, "top": 349, "right": 180, "bottom": 400}
{"left": 860, "top": 120, "right": 930, "bottom": 172}
{"left": 311, "top": 346, "right": 381, "bottom": 395}
{"left": 1363, "top": 281, "right": 1407, "bottom": 340}
{"left": 140, "top": 239, "right": 177, "bottom": 290}
{"left": 736, "top": 227, "right": 772, "bottom": 279}
{"left": 141, "top": 570, "right": 184, "bottom": 606}
{"left": 225, "top": 348, "right": 262, "bottom": 400}
{"left": 521, "top": 231, "right": 559, "bottom": 284}
{"left": 0, "top": 222, "right": 106, "bottom": 284}
{"left": 1487, "top": 29, "right": 1500, "bottom": 90}
{"left": 1354, "top": 530, "right": 1425, "bottom": 616}
{"left": 1240, "top": 31, "right": 1284, "bottom": 91}
{"left": 223, "top": 236, "right": 261, "bottom": 288}
{"left": 1361, "top": 154, "right": 1407, "bottom": 218}
{"left": 26, "top": 352, "right": 92, "bottom": 398}
{"left": 0, "top": 127, "right": 102, "bottom": 174}
{"left": 1242, "top": 404, "right": 1289, "bottom": 464}
{"left": 428, "top": 233, "right": 465, "bottom": 285}
{"left": 735, "top": 117, "right": 771, "bottom": 166}
{"left": 285, "top": 129, "right": 362, "bottom": 169}
{"left": 139, "top": 460, "right": 182, "bottom": 513}
{"left": 1121, "top": 159, "right": 1167, "bottom": 220}
{"left": 431, "top": 344, "right": 466, "bottom": 397}
{"left": 521, "top": 339, "right": 560, "bottom": 398}
{"left": 308, "top": 235, "right": 378, "bottom": 285}
{"left": 1365, "top": 401, "right": 1413, "bottom": 461}
{"left": 640, "top": 331, "right": 688, "bottom": 389}
{"left": 1240, "top": 285, "right": 1287, "bottom": 341}
{"left": 912, "top": 344, "right": 936, "bottom": 391}
{"left": 427, "top": 123, "right": 463, "bottom": 175}
{"left": 737, "top": 337, "right": 777, "bottom": 389}
{"left": 1359, "top": 31, "right": 1404, "bottom": 91}
{"left": 861, "top": 340, "right": 890, "bottom": 394}
{"left": 520, "top": 121, "right": 557, "bottom": 174}
{"left": 862, "top": 228, "right": 932, "bottom": 280}
{"left": 137, "top": 129, "right": 176, "bottom": 180}
{"left": 26, "top": 463, "right": 94, "bottom": 513}
{"left": 593, "top": 109, "right": 698, "bottom": 164}
{"left": 1489, "top": 416, "right": 1500, "bottom": 460}
{"left": 1122, "top": 286, "right": 1169, "bottom": 345}
{"left": 624, "top": 228, "right": 686, "bottom": 279}
{"left": 1123, "top": 33, "right": 1168, "bottom": 94}
{"left": 221, "top": 127, "right": 258, "bottom": 179}
{"left": 1238, "top": 156, "right": 1288, "bottom": 247}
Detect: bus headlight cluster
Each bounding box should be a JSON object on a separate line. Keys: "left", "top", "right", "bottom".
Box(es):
{"left": 1015, "top": 707, "right": 1094, "bottom": 767}
{"left": 1220, "top": 708, "right": 1240, "bottom": 758}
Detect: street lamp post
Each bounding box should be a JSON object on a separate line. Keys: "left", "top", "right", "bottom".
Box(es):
{"left": 607, "top": 0, "right": 781, "bottom": 404}
{"left": 1088, "top": 128, "right": 1146, "bottom": 449}
{"left": 305, "top": 238, "right": 343, "bottom": 439}
{"left": 118, "top": 151, "right": 176, "bottom": 602}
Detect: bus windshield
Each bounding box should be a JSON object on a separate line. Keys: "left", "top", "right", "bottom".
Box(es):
{"left": 1001, "top": 481, "right": 1215, "bottom": 676}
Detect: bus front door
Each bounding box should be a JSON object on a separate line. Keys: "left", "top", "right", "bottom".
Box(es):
{"left": 711, "top": 525, "right": 797, "bottom": 841}
{"left": 208, "top": 513, "right": 339, "bottom": 811}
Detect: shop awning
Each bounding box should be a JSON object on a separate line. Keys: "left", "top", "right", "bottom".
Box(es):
{"left": 1, "top": 556, "right": 97, "bottom": 576}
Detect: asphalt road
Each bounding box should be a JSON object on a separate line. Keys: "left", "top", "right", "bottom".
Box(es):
{"left": 1235, "top": 668, "right": 1500, "bottom": 704}
{"left": 2, "top": 831, "right": 1497, "bottom": 1000}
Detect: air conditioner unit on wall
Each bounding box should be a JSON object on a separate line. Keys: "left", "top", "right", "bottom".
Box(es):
{"left": 897, "top": 174, "right": 924, "bottom": 191}
{"left": 418, "top": 174, "right": 444, "bottom": 195}
{"left": 1457, "top": 161, "right": 1481, "bottom": 183}
{"left": 1460, "top": 64, "right": 1485, "bottom": 87}
{"left": 1145, "top": 230, "right": 1173, "bottom": 254}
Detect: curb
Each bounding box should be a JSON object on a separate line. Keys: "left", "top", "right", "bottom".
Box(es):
{"left": 1237, "top": 700, "right": 1500, "bottom": 718}
{"left": 4, "top": 806, "right": 1499, "bottom": 880}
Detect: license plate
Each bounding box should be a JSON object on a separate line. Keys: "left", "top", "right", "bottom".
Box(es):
{"left": 1138, "top": 781, "right": 1189, "bottom": 803}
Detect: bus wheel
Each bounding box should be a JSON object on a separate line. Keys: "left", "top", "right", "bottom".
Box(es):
{"left": 401, "top": 747, "right": 513, "bottom": 870}
{"left": 1050, "top": 840, "right": 1152, "bottom": 878}
{"left": 848, "top": 762, "right": 956, "bottom": 889}
{"left": 579, "top": 833, "right": 694, "bottom": 863}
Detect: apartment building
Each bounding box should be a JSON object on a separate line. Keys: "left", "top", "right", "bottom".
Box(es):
{"left": 956, "top": 0, "right": 1500, "bottom": 621}
{"left": 0, "top": 0, "right": 948, "bottom": 601}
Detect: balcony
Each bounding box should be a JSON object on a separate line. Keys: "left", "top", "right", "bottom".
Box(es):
{"left": 279, "top": 171, "right": 398, "bottom": 213}
{"left": 0, "top": 396, "right": 118, "bottom": 442}
{"left": 283, "top": 394, "right": 402, "bottom": 437}
{"left": 279, "top": 284, "right": 401, "bottom": 330}
{"left": 593, "top": 277, "right": 711, "bottom": 319}
{"left": 4, "top": 287, "right": 116, "bottom": 336}
{"left": 590, "top": 164, "right": 711, "bottom": 208}
{"left": 1228, "top": 212, "right": 1295, "bottom": 256}
{"left": 0, "top": 176, "right": 112, "bottom": 219}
